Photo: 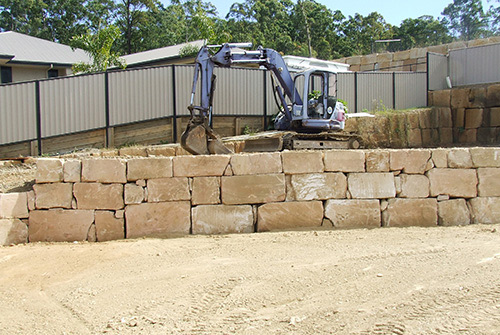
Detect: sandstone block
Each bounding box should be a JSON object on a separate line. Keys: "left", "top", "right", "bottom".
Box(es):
{"left": 124, "top": 183, "right": 144, "bottom": 204}
{"left": 490, "top": 108, "right": 500, "bottom": 126}
{"left": 447, "top": 148, "right": 472, "bottom": 168}
{"left": 390, "top": 150, "right": 430, "bottom": 174}
{"left": 192, "top": 177, "right": 220, "bottom": 205}
{"left": 27, "top": 191, "right": 35, "bottom": 211}
{"left": 469, "top": 197, "right": 500, "bottom": 224}
{"left": 63, "top": 160, "right": 81, "bottom": 182}
{"left": 125, "top": 201, "right": 191, "bottom": 238}
{"left": 34, "top": 183, "right": 73, "bottom": 209}
{"left": 173, "top": 155, "right": 230, "bottom": 177}
{"left": 470, "top": 148, "right": 500, "bottom": 167}
{"left": 457, "top": 128, "right": 477, "bottom": 144}
{"left": 74, "top": 183, "right": 124, "bottom": 210}
{"left": 36, "top": 158, "right": 63, "bottom": 183}
{"left": 486, "top": 84, "right": 500, "bottom": 107}
{"left": 439, "top": 128, "right": 453, "bottom": 146}
{"left": 465, "top": 109, "right": 483, "bottom": 128}
{"left": 29, "top": 209, "right": 94, "bottom": 242}
{"left": 324, "top": 199, "right": 381, "bottom": 229}
{"left": 257, "top": 201, "right": 323, "bottom": 232}
{"left": 221, "top": 174, "right": 285, "bottom": 205}
{"left": 192, "top": 205, "right": 253, "bottom": 234}
{"left": 0, "top": 219, "right": 28, "bottom": 245}
{"left": 432, "top": 90, "right": 451, "bottom": 107}
{"left": 469, "top": 87, "right": 486, "bottom": 108}
{"left": 408, "top": 129, "right": 422, "bottom": 147}
{"left": 146, "top": 145, "right": 176, "bottom": 157}
{"left": 348, "top": 173, "right": 395, "bottom": 199}
{"left": 94, "top": 211, "right": 124, "bottom": 241}
{"left": 290, "top": 173, "right": 347, "bottom": 201}
{"left": 407, "top": 112, "right": 420, "bottom": 129}
{"left": 230, "top": 152, "right": 282, "bottom": 175}
{"left": 453, "top": 108, "right": 465, "bottom": 128}
{"left": 431, "top": 149, "right": 448, "bottom": 168}
{"left": 421, "top": 129, "right": 439, "bottom": 147}
{"left": 366, "top": 151, "right": 390, "bottom": 172}
{"left": 438, "top": 107, "right": 453, "bottom": 127}
{"left": 393, "top": 50, "right": 410, "bottom": 61}
{"left": 419, "top": 109, "right": 432, "bottom": 128}
{"left": 282, "top": 151, "right": 323, "bottom": 174}
{"left": 127, "top": 157, "right": 173, "bottom": 181}
{"left": 118, "top": 146, "right": 148, "bottom": 157}
{"left": 0, "top": 192, "right": 28, "bottom": 218}
{"left": 147, "top": 177, "right": 190, "bottom": 202}
{"left": 477, "top": 168, "right": 500, "bottom": 197}
{"left": 81, "top": 159, "right": 126, "bottom": 183}
{"left": 399, "top": 174, "right": 429, "bottom": 198}
{"left": 438, "top": 199, "right": 470, "bottom": 226}
{"left": 427, "top": 169, "right": 477, "bottom": 198}
{"left": 324, "top": 150, "right": 365, "bottom": 172}
{"left": 451, "top": 88, "right": 470, "bottom": 108}
{"left": 382, "top": 199, "right": 437, "bottom": 227}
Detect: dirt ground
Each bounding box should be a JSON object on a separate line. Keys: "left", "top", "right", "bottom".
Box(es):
{"left": 0, "top": 161, "right": 36, "bottom": 193}
{"left": 1, "top": 224, "right": 500, "bottom": 335}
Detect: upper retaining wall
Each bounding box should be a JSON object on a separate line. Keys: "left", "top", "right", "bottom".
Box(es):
{"left": 1, "top": 147, "right": 500, "bottom": 245}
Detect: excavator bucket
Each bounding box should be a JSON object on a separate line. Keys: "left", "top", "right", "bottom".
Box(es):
{"left": 181, "top": 122, "right": 233, "bottom": 155}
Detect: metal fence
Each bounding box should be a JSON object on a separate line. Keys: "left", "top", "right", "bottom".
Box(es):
{"left": 0, "top": 64, "right": 427, "bottom": 148}
{"left": 428, "top": 43, "right": 500, "bottom": 90}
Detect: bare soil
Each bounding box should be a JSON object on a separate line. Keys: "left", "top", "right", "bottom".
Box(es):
{"left": 1, "top": 224, "right": 500, "bottom": 334}
{"left": 0, "top": 161, "right": 36, "bottom": 193}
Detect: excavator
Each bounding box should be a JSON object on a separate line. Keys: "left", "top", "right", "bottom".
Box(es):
{"left": 181, "top": 43, "right": 361, "bottom": 155}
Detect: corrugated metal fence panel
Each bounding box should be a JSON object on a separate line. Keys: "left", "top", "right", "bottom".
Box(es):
{"left": 265, "top": 72, "right": 279, "bottom": 117}
{"left": 0, "top": 82, "right": 37, "bottom": 145}
{"left": 109, "top": 66, "right": 173, "bottom": 125}
{"left": 337, "top": 73, "right": 355, "bottom": 112}
{"left": 450, "top": 43, "right": 500, "bottom": 86}
{"left": 428, "top": 52, "right": 448, "bottom": 91}
{"left": 213, "top": 67, "right": 265, "bottom": 116}
{"left": 395, "top": 72, "right": 427, "bottom": 109}
{"left": 356, "top": 73, "right": 393, "bottom": 112}
{"left": 40, "top": 74, "right": 105, "bottom": 138}
{"left": 175, "top": 65, "right": 196, "bottom": 116}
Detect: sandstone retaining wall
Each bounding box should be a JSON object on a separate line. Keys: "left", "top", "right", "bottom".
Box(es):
{"left": 1, "top": 147, "right": 499, "bottom": 245}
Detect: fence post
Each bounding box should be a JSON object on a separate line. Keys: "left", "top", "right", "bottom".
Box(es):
{"left": 35, "top": 81, "right": 42, "bottom": 156}
{"left": 354, "top": 72, "right": 358, "bottom": 113}
{"left": 104, "top": 71, "right": 111, "bottom": 147}
{"left": 263, "top": 71, "right": 268, "bottom": 130}
{"left": 392, "top": 72, "right": 396, "bottom": 110}
{"left": 171, "top": 65, "right": 177, "bottom": 143}
{"left": 426, "top": 52, "right": 429, "bottom": 106}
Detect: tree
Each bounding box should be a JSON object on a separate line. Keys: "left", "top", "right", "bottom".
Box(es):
{"left": 0, "top": 0, "right": 47, "bottom": 36}
{"left": 341, "top": 12, "right": 394, "bottom": 55}
{"left": 488, "top": 0, "right": 500, "bottom": 33}
{"left": 441, "top": 0, "right": 490, "bottom": 40}
{"left": 70, "top": 25, "right": 126, "bottom": 74}
{"left": 394, "top": 15, "right": 452, "bottom": 50}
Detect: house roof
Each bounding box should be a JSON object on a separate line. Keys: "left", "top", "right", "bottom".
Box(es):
{"left": 121, "top": 40, "right": 205, "bottom": 67}
{"left": 0, "top": 31, "right": 91, "bottom": 67}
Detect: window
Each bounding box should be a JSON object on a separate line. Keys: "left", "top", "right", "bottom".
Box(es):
{"left": 1, "top": 66, "right": 12, "bottom": 84}
{"left": 48, "top": 69, "right": 59, "bottom": 78}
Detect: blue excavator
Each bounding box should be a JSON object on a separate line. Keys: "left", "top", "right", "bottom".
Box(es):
{"left": 181, "top": 43, "right": 360, "bottom": 155}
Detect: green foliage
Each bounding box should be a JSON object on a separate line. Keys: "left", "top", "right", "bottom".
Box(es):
{"left": 441, "top": 0, "right": 490, "bottom": 40}
{"left": 179, "top": 44, "right": 201, "bottom": 57}
{"left": 393, "top": 16, "right": 452, "bottom": 50}
{"left": 70, "top": 25, "right": 126, "bottom": 74}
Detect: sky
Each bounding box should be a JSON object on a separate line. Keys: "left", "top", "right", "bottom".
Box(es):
{"left": 187, "top": 0, "right": 493, "bottom": 26}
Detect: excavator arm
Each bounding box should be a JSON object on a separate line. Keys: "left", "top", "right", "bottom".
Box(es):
{"left": 181, "top": 43, "right": 301, "bottom": 155}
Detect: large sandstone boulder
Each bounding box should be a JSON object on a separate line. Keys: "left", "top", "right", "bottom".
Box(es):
{"left": 468, "top": 197, "right": 500, "bottom": 224}
{"left": 29, "top": 209, "right": 94, "bottom": 242}
{"left": 147, "top": 177, "right": 190, "bottom": 202}
{"left": 0, "top": 219, "right": 28, "bottom": 245}
{"left": 257, "top": 201, "right": 323, "bottom": 232}
{"left": 427, "top": 169, "right": 477, "bottom": 198}
{"left": 448, "top": 148, "right": 472, "bottom": 168}
{"left": 127, "top": 157, "right": 173, "bottom": 181}
{"left": 81, "top": 159, "right": 126, "bottom": 183}
{"left": 0, "top": 192, "right": 28, "bottom": 218}
{"left": 36, "top": 158, "right": 63, "bottom": 183}
{"left": 470, "top": 148, "right": 500, "bottom": 167}
{"left": 125, "top": 201, "right": 191, "bottom": 238}
{"left": 34, "top": 183, "right": 73, "bottom": 209}
{"left": 230, "top": 152, "right": 282, "bottom": 175}
{"left": 124, "top": 183, "right": 144, "bottom": 204}
{"left": 324, "top": 199, "right": 381, "bottom": 229}
{"left": 173, "top": 155, "right": 230, "bottom": 177}
{"left": 94, "top": 211, "right": 124, "bottom": 241}
{"left": 366, "top": 151, "right": 390, "bottom": 172}
{"left": 348, "top": 173, "right": 396, "bottom": 199}
{"left": 221, "top": 174, "right": 285, "bottom": 205}
{"left": 438, "top": 199, "right": 470, "bottom": 226}
{"left": 290, "top": 173, "right": 347, "bottom": 201}
{"left": 382, "top": 199, "right": 437, "bottom": 227}
{"left": 63, "top": 160, "right": 81, "bottom": 182}
{"left": 399, "top": 174, "right": 429, "bottom": 198}
{"left": 477, "top": 168, "right": 500, "bottom": 197}
{"left": 74, "top": 183, "right": 124, "bottom": 210}
{"left": 390, "top": 150, "right": 430, "bottom": 174}
{"left": 324, "top": 150, "right": 365, "bottom": 172}
{"left": 282, "top": 151, "right": 324, "bottom": 174}
{"left": 191, "top": 177, "right": 220, "bottom": 205}
{"left": 192, "top": 205, "right": 254, "bottom": 234}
